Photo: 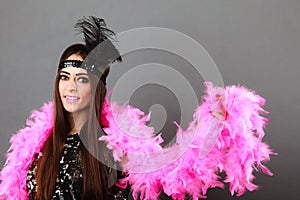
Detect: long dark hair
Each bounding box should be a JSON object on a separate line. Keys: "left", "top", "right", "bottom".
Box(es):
{"left": 35, "top": 44, "right": 111, "bottom": 199}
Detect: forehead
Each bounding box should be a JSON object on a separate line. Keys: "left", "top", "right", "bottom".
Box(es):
{"left": 60, "top": 67, "right": 88, "bottom": 75}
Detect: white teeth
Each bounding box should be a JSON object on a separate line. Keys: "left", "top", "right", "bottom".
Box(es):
{"left": 66, "top": 96, "right": 79, "bottom": 100}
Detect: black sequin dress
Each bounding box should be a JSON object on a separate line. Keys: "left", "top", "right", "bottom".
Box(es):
{"left": 26, "top": 133, "right": 129, "bottom": 200}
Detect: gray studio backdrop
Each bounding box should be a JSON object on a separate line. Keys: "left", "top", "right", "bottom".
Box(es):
{"left": 0, "top": 0, "right": 299, "bottom": 199}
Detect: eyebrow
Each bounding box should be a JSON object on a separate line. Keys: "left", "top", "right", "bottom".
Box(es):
{"left": 60, "top": 71, "right": 70, "bottom": 75}
{"left": 76, "top": 73, "right": 89, "bottom": 76}
{"left": 60, "top": 71, "right": 89, "bottom": 76}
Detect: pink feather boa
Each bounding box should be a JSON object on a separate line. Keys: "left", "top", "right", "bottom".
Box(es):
{"left": 101, "top": 83, "right": 275, "bottom": 200}
{"left": 0, "top": 82, "right": 275, "bottom": 200}
{"left": 0, "top": 103, "right": 53, "bottom": 200}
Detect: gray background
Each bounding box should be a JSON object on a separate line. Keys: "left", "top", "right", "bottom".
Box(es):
{"left": 0, "top": 0, "right": 299, "bottom": 199}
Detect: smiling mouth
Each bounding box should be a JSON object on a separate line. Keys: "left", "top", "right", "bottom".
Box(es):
{"left": 65, "top": 95, "right": 80, "bottom": 102}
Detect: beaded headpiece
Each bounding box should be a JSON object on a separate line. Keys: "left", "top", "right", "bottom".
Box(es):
{"left": 58, "top": 60, "right": 101, "bottom": 77}
{"left": 58, "top": 16, "right": 122, "bottom": 84}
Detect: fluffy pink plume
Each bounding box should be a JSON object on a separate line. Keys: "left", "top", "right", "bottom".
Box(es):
{"left": 99, "top": 97, "right": 164, "bottom": 163}
{"left": 101, "top": 82, "right": 275, "bottom": 199}
{"left": 0, "top": 102, "right": 54, "bottom": 200}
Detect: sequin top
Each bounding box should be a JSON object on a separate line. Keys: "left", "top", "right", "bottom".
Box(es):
{"left": 26, "top": 133, "right": 129, "bottom": 200}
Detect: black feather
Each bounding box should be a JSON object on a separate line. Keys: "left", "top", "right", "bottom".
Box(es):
{"left": 74, "top": 16, "right": 122, "bottom": 68}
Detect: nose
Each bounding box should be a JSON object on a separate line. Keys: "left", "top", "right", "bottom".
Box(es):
{"left": 67, "top": 78, "right": 78, "bottom": 92}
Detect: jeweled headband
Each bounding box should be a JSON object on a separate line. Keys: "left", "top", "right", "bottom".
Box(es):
{"left": 58, "top": 60, "right": 107, "bottom": 84}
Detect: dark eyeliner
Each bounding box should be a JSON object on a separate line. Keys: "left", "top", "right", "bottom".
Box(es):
{"left": 59, "top": 74, "right": 68, "bottom": 80}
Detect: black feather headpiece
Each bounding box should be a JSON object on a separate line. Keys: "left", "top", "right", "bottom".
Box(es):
{"left": 58, "top": 16, "right": 121, "bottom": 83}
{"left": 75, "top": 16, "right": 122, "bottom": 66}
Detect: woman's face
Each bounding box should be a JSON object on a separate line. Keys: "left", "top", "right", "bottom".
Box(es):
{"left": 58, "top": 54, "right": 92, "bottom": 114}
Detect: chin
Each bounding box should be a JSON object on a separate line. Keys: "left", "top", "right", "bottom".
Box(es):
{"left": 66, "top": 107, "right": 89, "bottom": 115}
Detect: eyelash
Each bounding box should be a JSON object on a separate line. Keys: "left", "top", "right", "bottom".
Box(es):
{"left": 59, "top": 75, "right": 68, "bottom": 80}
{"left": 59, "top": 75, "right": 89, "bottom": 83}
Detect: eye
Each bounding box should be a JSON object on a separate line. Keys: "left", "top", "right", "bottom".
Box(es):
{"left": 59, "top": 74, "right": 69, "bottom": 81}
{"left": 77, "top": 76, "right": 89, "bottom": 83}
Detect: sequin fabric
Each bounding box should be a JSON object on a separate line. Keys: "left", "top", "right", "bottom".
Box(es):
{"left": 26, "top": 133, "right": 129, "bottom": 200}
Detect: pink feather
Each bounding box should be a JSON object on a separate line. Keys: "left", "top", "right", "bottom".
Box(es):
{"left": 101, "top": 82, "right": 275, "bottom": 199}
{"left": 0, "top": 102, "right": 54, "bottom": 200}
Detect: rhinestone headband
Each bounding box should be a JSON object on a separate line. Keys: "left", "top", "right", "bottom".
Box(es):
{"left": 58, "top": 60, "right": 107, "bottom": 84}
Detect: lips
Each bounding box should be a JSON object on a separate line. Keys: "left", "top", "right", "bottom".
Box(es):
{"left": 65, "top": 95, "right": 80, "bottom": 102}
